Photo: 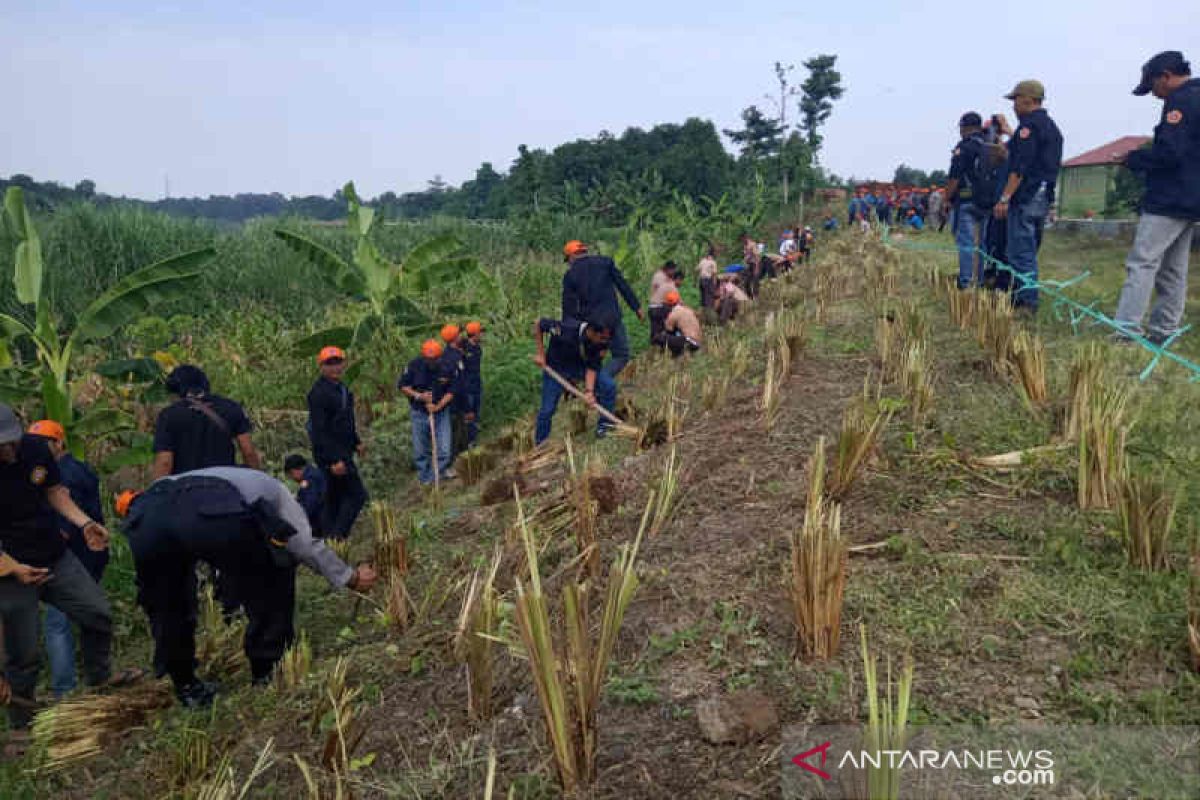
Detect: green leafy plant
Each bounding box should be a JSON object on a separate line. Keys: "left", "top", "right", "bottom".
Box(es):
{"left": 274, "top": 181, "right": 489, "bottom": 357}
{"left": 1, "top": 187, "right": 215, "bottom": 448}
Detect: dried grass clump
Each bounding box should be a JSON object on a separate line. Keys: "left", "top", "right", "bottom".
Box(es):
{"left": 1065, "top": 342, "right": 1106, "bottom": 441}
{"left": 315, "top": 658, "right": 366, "bottom": 778}
{"left": 701, "top": 374, "right": 731, "bottom": 411}
{"left": 372, "top": 502, "right": 410, "bottom": 631}
{"left": 454, "top": 548, "right": 502, "bottom": 721}
{"left": 648, "top": 444, "right": 681, "bottom": 537}
{"left": 1118, "top": 473, "right": 1179, "bottom": 571}
{"left": 32, "top": 681, "right": 174, "bottom": 770}
{"left": 197, "top": 584, "right": 246, "bottom": 678}
{"left": 976, "top": 291, "right": 1014, "bottom": 371}
{"left": 830, "top": 388, "right": 893, "bottom": 501}
{"left": 1008, "top": 330, "right": 1048, "bottom": 407}
{"left": 194, "top": 738, "right": 276, "bottom": 800}
{"left": 1077, "top": 382, "right": 1132, "bottom": 510}
{"left": 512, "top": 491, "right": 647, "bottom": 792}
{"left": 276, "top": 630, "right": 313, "bottom": 690}
{"left": 946, "top": 281, "right": 976, "bottom": 329}
{"left": 790, "top": 438, "right": 846, "bottom": 660}
{"left": 897, "top": 343, "right": 934, "bottom": 424}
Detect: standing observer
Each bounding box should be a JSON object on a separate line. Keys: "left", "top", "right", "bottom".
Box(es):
{"left": 0, "top": 404, "right": 133, "bottom": 732}
{"left": 153, "top": 365, "right": 261, "bottom": 478}
{"left": 993, "top": 80, "right": 1063, "bottom": 313}
{"left": 946, "top": 112, "right": 1000, "bottom": 289}
{"left": 306, "top": 347, "right": 368, "bottom": 539}
{"left": 1114, "top": 51, "right": 1199, "bottom": 345}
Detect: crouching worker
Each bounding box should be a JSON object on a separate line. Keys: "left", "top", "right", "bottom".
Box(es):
{"left": 662, "top": 291, "right": 703, "bottom": 357}
{"left": 283, "top": 454, "right": 326, "bottom": 534}
{"left": 532, "top": 314, "right": 617, "bottom": 445}
{"left": 117, "top": 467, "right": 377, "bottom": 707}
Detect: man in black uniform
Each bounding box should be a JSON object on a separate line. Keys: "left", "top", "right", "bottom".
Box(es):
{"left": 0, "top": 404, "right": 125, "bottom": 730}
{"left": 532, "top": 313, "right": 616, "bottom": 445}
{"left": 153, "top": 364, "right": 262, "bottom": 478}
{"left": 945, "top": 112, "right": 998, "bottom": 289}
{"left": 993, "top": 79, "right": 1064, "bottom": 313}
{"left": 306, "top": 346, "right": 368, "bottom": 539}
{"left": 460, "top": 322, "right": 485, "bottom": 448}
{"left": 118, "top": 467, "right": 376, "bottom": 706}
{"left": 561, "top": 240, "right": 643, "bottom": 378}
{"left": 1114, "top": 51, "right": 1200, "bottom": 344}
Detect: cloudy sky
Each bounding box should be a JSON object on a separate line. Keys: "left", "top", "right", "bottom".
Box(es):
{"left": 1, "top": 1, "right": 1189, "bottom": 199}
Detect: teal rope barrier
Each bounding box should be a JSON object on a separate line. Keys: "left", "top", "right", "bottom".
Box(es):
{"left": 879, "top": 227, "right": 1200, "bottom": 382}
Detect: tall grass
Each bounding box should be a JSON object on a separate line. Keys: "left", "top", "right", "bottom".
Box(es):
{"left": 790, "top": 438, "right": 846, "bottom": 660}
{"left": 860, "top": 626, "right": 914, "bottom": 800}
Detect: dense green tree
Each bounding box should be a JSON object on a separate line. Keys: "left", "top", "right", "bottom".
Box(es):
{"left": 724, "top": 106, "right": 784, "bottom": 161}
{"left": 799, "top": 55, "right": 844, "bottom": 155}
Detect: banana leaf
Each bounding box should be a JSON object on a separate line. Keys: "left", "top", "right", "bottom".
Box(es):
{"left": 0, "top": 370, "right": 36, "bottom": 403}
{"left": 404, "top": 234, "right": 464, "bottom": 275}
{"left": 101, "top": 444, "right": 154, "bottom": 472}
{"left": 292, "top": 327, "right": 354, "bottom": 357}
{"left": 386, "top": 295, "right": 430, "bottom": 328}
{"left": 4, "top": 187, "right": 44, "bottom": 306}
{"left": 352, "top": 315, "right": 380, "bottom": 348}
{"left": 355, "top": 237, "right": 394, "bottom": 304}
{"left": 94, "top": 357, "right": 163, "bottom": 382}
{"left": 72, "top": 407, "right": 135, "bottom": 438}
{"left": 41, "top": 371, "right": 70, "bottom": 423}
{"left": 423, "top": 256, "right": 481, "bottom": 285}
{"left": 70, "top": 248, "right": 215, "bottom": 344}
{"left": 274, "top": 229, "right": 367, "bottom": 296}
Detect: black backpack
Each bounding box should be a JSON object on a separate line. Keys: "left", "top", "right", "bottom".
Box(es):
{"left": 962, "top": 133, "right": 1004, "bottom": 211}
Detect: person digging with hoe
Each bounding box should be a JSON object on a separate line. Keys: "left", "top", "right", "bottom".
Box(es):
{"left": 532, "top": 313, "right": 619, "bottom": 445}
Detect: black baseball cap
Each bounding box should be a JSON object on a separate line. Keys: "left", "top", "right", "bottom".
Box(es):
{"left": 1133, "top": 51, "right": 1191, "bottom": 95}
{"left": 959, "top": 112, "right": 983, "bottom": 127}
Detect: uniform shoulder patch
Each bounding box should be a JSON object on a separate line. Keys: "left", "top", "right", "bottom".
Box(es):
{"left": 30, "top": 465, "right": 48, "bottom": 486}
{"left": 1018, "top": 127, "right": 1031, "bottom": 139}
{"left": 1166, "top": 109, "right": 1183, "bottom": 124}
{"left": 953, "top": 147, "right": 961, "bottom": 156}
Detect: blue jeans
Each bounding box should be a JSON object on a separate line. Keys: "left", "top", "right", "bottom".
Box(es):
{"left": 1004, "top": 187, "right": 1049, "bottom": 309}
{"left": 601, "top": 317, "right": 630, "bottom": 378}
{"left": 411, "top": 407, "right": 451, "bottom": 484}
{"left": 44, "top": 605, "right": 77, "bottom": 697}
{"left": 955, "top": 205, "right": 989, "bottom": 288}
{"left": 535, "top": 369, "right": 617, "bottom": 444}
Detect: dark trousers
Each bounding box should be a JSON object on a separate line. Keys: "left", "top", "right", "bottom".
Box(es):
{"left": 319, "top": 461, "right": 368, "bottom": 539}
{"left": 648, "top": 305, "right": 669, "bottom": 346}
{"left": 460, "top": 385, "right": 482, "bottom": 448}
{"left": 0, "top": 550, "right": 112, "bottom": 727}
{"left": 600, "top": 317, "right": 631, "bottom": 378}
{"left": 699, "top": 277, "right": 715, "bottom": 310}
{"left": 128, "top": 481, "right": 298, "bottom": 688}
{"left": 664, "top": 333, "right": 701, "bottom": 357}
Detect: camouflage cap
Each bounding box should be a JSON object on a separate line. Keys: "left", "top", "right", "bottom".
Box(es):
{"left": 1004, "top": 79, "right": 1045, "bottom": 100}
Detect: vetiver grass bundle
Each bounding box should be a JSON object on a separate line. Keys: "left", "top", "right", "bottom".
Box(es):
{"left": 1065, "top": 342, "right": 1105, "bottom": 441}
{"left": 1008, "top": 329, "right": 1048, "bottom": 407}
{"left": 1118, "top": 473, "right": 1180, "bottom": 571}
{"left": 860, "top": 625, "right": 914, "bottom": 800}
{"left": 830, "top": 386, "right": 893, "bottom": 501}
{"left": 648, "top": 444, "right": 681, "bottom": 537}
{"left": 945, "top": 280, "right": 975, "bottom": 329}
{"left": 512, "top": 490, "right": 648, "bottom": 792}
{"left": 760, "top": 348, "right": 783, "bottom": 430}
{"left": 197, "top": 584, "right": 246, "bottom": 678}
{"left": 790, "top": 437, "right": 846, "bottom": 660}
{"left": 194, "top": 738, "right": 276, "bottom": 800}
{"left": 32, "top": 681, "right": 174, "bottom": 771}
{"left": 977, "top": 291, "right": 1015, "bottom": 371}
{"left": 454, "top": 547, "right": 502, "bottom": 721}
{"left": 897, "top": 343, "right": 934, "bottom": 425}
{"left": 372, "top": 501, "right": 410, "bottom": 630}
{"left": 1077, "top": 382, "right": 1132, "bottom": 510}
{"left": 565, "top": 438, "right": 599, "bottom": 578}
{"left": 276, "top": 630, "right": 312, "bottom": 690}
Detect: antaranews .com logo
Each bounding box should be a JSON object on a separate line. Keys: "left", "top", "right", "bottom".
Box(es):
{"left": 781, "top": 725, "right": 1200, "bottom": 799}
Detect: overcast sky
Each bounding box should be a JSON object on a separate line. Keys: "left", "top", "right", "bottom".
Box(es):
{"left": 2, "top": 1, "right": 1191, "bottom": 199}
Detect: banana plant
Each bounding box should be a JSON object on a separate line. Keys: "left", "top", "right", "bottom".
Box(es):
{"left": 275, "top": 181, "right": 490, "bottom": 358}
{"left": 1, "top": 187, "right": 216, "bottom": 449}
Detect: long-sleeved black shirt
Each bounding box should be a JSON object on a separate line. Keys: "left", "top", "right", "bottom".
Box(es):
{"left": 561, "top": 254, "right": 640, "bottom": 321}
{"left": 306, "top": 377, "right": 360, "bottom": 467}
{"left": 1127, "top": 78, "right": 1200, "bottom": 220}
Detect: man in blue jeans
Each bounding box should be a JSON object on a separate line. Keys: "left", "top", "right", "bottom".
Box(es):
{"left": 532, "top": 314, "right": 617, "bottom": 445}
{"left": 398, "top": 339, "right": 456, "bottom": 485}
{"left": 560, "top": 240, "right": 643, "bottom": 378}
{"left": 27, "top": 420, "right": 108, "bottom": 699}
{"left": 946, "top": 112, "right": 999, "bottom": 289}
{"left": 993, "top": 80, "right": 1064, "bottom": 312}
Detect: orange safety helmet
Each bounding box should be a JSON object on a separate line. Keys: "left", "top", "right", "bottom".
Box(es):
{"left": 115, "top": 490, "right": 140, "bottom": 518}
{"left": 562, "top": 240, "right": 587, "bottom": 259}
{"left": 317, "top": 345, "right": 346, "bottom": 364}
{"left": 664, "top": 290, "right": 681, "bottom": 306}
{"left": 439, "top": 324, "right": 461, "bottom": 343}
{"left": 465, "top": 321, "right": 483, "bottom": 336}
{"left": 28, "top": 419, "right": 66, "bottom": 442}
{"left": 421, "top": 339, "right": 444, "bottom": 359}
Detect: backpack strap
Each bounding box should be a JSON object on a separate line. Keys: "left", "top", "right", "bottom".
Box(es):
{"left": 185, "top": 397, "right": 231, "bottom": 437}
